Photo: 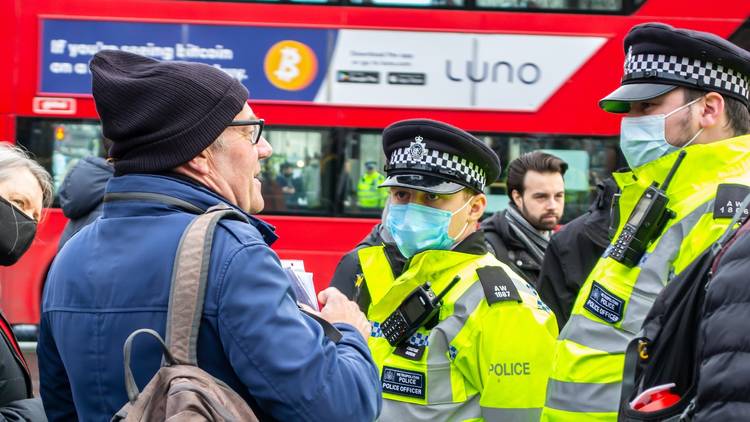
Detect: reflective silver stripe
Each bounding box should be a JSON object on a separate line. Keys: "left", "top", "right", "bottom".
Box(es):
{"left": 431, "top": 281, "right": 485, "bottom": 346}
{"left": 426, "top": 281, "right": 485, "bottom": 403}
{"left": 544, "top": 379, "right": 621, "bottom": 413}
{"left": 481, "top": 407, "right": 541, "bottom": 422}
{"left": 560, "top": 314, "right": 631, "bottom": 354}
{"left": 378, "top": 395, "right": 481, "bottom": 422}
{"left": 425, "top": 363, "right": 453, "bottom": 404}
{"left": 622, "top": 200, "right": 712, "bottom": 333}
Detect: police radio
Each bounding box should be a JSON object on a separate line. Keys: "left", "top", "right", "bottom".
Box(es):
{"left": 380, "top": 276, "right": 461, "bottom": 347}
{"left": 610, "top": 150, "right": 687, "bottom": 267}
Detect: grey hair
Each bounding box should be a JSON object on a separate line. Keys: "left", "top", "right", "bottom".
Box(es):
{"left": 0, "top": 142, "right": 53, "bottom": 208}
{"left": 209, "top": 133, "right": 229, "bottom": 152}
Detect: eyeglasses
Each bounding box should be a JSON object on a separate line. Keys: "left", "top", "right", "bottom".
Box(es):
{"left": 227, "top": 119, "right": 265, "bottom": 145}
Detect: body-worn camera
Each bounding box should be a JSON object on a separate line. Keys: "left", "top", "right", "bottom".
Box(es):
{"left": 380, "top": 276, "right": 460, "bottom": 347}
{"left": 610, "top": 151, "right": 686, "bottom": 267}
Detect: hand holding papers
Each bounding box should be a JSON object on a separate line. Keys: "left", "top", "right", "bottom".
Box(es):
{"left": 281, "top": 260, "right": 318, "bottom": 311}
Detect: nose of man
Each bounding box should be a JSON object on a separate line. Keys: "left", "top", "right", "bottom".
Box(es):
{"left": 257, "top": 137, "right": 273, "bottom": 158}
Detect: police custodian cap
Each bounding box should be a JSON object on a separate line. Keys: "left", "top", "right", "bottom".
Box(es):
{"left": 600, "top": 22, "right": 750, "bottom": 113}
{"left": 379, "top": 119, "right": 501, "bottom": 195}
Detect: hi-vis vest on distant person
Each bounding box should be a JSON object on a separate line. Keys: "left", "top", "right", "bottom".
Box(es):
{"left": 359, "top": 244, "right": 558, "bottom": 421}
{"left": 358, "top": 171, "right": 387, "bottom": 208}
{"left": 542, "top": 135, "right": 750, "bottom": 421}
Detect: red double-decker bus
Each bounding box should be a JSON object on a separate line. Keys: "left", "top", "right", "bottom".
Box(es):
{"left": 1, "top": 0, "right": 748, "bottom": 339}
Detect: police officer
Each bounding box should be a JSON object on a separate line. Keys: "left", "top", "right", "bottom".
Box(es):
{"left": 359, "top": 118, "right": 557, "bottom": 421}
{"left": 357, "top": 160, "right": 387, "bottom": 209}
{"left": 543, "top": 23, "right": 750, "bottom": 421}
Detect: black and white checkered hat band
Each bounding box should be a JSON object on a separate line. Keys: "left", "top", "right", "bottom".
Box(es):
{"left": 624, "top": 52, "right": 750, "bottom": 101}
{"left": 388, "top": 146, "right": 487, "bottom": 190}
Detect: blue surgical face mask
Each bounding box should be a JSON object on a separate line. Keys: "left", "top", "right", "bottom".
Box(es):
{"left": 386, "top": 199, "right": 471, "bottom": 259}
{"left": 620, "top": 97, "right": 704, "bottom": 169}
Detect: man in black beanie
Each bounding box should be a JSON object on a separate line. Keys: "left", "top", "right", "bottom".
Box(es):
{"left": 37, "top": 50, "right": 381, "bottom": 422}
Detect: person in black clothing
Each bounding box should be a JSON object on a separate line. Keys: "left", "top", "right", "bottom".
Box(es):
{"left": 481, "top": 151, "right": 567, "bottom": 285}
{"left": 58, "top": 156, "right": 115, "bottom": 250}
{"left": 276, "top": 162, "right": 304, "bottom": 209}
{"left": 58, "top": 139, "right": 115, "bottom": 250}
{"left": 0, "top": 143, "right": 52, "bottom": 421}
{"left": 696, "top": 215, "right": 750, "bottom": 421}
{"left": 536, "top": 177, "right": 618, "bottom": 329}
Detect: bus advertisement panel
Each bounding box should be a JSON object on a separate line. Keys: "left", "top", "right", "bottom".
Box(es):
{"left": 41, "top": 19, "right": 606, "bottom": 111}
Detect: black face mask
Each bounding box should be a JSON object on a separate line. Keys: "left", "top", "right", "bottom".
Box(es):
{"left": 0, "top": 196, "right": 37, "bottom": 266}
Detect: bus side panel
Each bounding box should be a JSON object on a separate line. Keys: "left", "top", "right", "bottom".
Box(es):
{"left": 262, "top": 215, "right": 379, "bottom": 292}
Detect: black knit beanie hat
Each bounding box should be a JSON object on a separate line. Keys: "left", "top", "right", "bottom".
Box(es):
{"left": 90, "top": 50, "right": 248, "bottom": 175}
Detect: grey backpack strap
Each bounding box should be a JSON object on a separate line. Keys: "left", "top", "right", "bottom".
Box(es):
{"left": 165, "top": 204, "right": 248, "bottom": 365}
{"left": 122, "top": 328, "right": 176, "bottom": 404}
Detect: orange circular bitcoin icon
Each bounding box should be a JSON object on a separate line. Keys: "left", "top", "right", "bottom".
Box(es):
{"left": 264, "top": 40, "right": 318, "bottom": 91}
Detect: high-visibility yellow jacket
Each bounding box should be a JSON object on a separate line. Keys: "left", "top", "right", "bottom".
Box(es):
{"left": 357, "top": 171, "right": 387, "bottom": 208}
{"left": 542, "top": 135, "right": 750, "bottom": 421}
{"left": 359, "top": 235, "right": 558, "bottom": 422}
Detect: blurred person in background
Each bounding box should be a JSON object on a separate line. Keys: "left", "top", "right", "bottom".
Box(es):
{"left": 57, "top": 139, "right": 114, "bottom": 250}
{"left": 276, "top": 162, "right": 304, "bottom": 209}
{"left": 357, "top": 161, "right": 387, "bottom": 209}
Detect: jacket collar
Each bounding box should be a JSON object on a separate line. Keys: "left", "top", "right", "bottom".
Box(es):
{"left": 400, "top": 231, "right": 488, "bottom": 279}
{"left": 452, "top": 230, "right": 488, "bottom": 255}
{"left": 612, "top": 134, "right": 750, "bottom": 228}
{"left": 104, "top": 174, "right": 278, "bottom": 245}
{"left": 616, "top": 134, "right": 750, "bottom": 192}
{"left": 367, "top": 239, "right": 493, "bottom": 308}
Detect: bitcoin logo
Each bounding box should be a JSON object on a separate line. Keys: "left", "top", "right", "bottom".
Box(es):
{"left": 274, "top": 47, "right": 300, "bottom": 82}
{"left": 264, "top": 40, "right": 318, "bottom": 91}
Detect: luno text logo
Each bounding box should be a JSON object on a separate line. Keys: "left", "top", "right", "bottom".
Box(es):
{"left": 445, "top": 59, "right": 541, "bottom": 85}
{"left": 264, "top": 40, "right": 318, "bottom": 91}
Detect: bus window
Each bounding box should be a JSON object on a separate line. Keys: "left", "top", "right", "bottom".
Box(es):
{"left": 340, "top": 131, "right": 388, "bottom": 216}
{"left": 480, "top": 134, "right": 621, "bottom": 222}
{"left": 475, "top": 0, "right": 622, "bottom": 11}
{"left": 348, "top": 0, "right": 463, "bottom": 7}
{"left": 15, "top": 118, "right": 105, "bottom": 201}
{"left": 260, "top": 127, "right": 335, "bottom": 215}
{"left": 217, "top": 0, "right": 339, "bottom": 3}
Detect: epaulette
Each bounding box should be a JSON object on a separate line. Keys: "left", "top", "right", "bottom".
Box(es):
{"left": 476, "top": 266, "right": 523, "bottom": 306}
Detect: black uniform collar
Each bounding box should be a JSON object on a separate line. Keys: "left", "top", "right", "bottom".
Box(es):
{"left": 452, "top": 230, "right": 488, "bottom": 255}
